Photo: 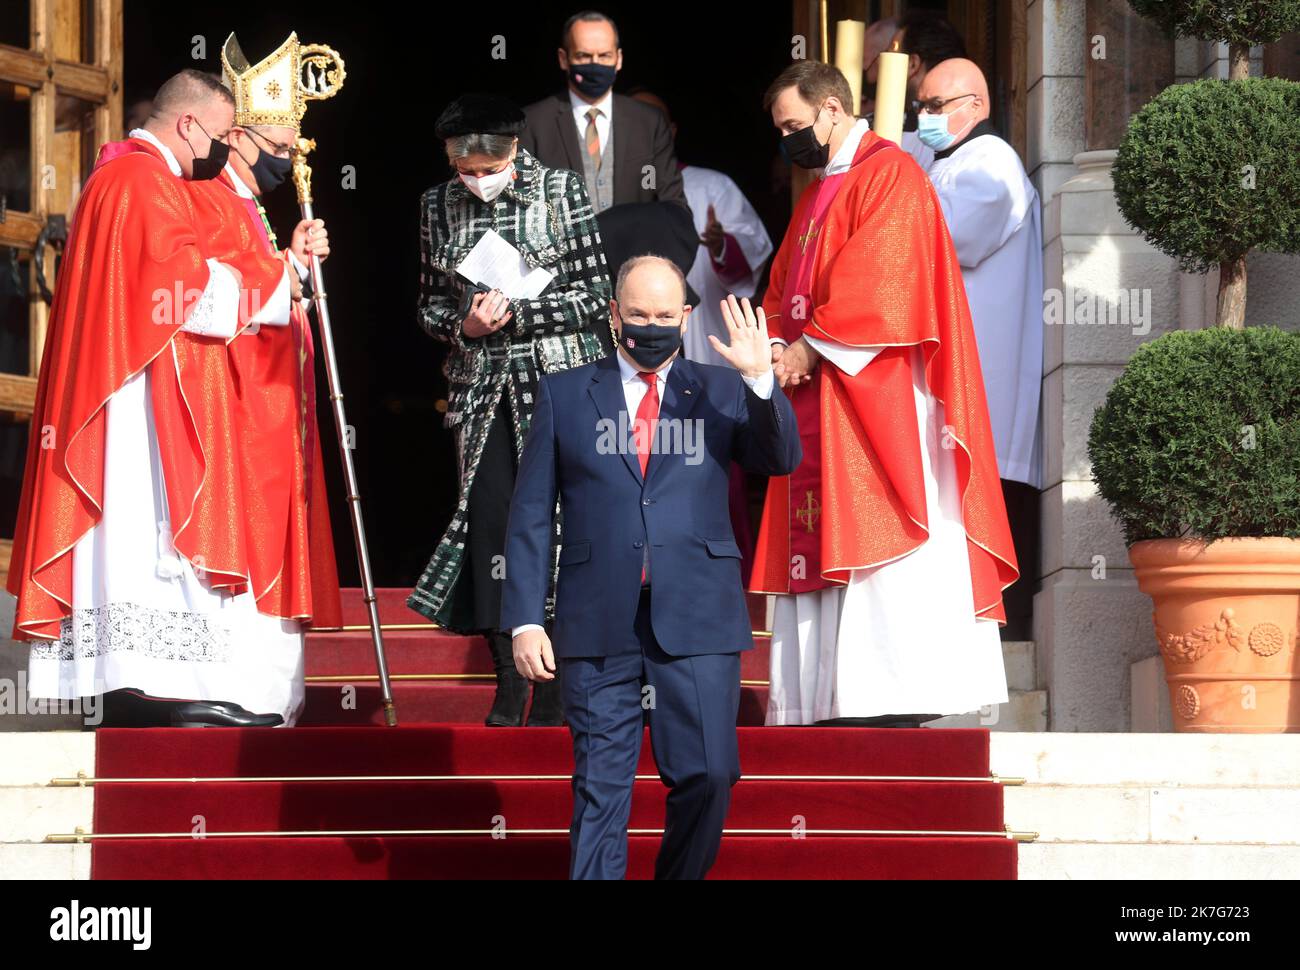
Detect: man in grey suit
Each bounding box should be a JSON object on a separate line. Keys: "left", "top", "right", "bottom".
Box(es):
{"left": 519, "top": 10, "right": 688, "bottom": 214}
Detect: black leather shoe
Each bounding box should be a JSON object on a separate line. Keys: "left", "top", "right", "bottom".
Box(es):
{"left": 525, "top": 678, "right": 564, "bottom": 727}
{"left": 98, "top": 689, "right": 173, "bottom": 728}
{"left": 485, "top": 632, "right": 529, "bottom": 727}
{"left": 814, "top": 714, "right": 943, "bottom": 728}
{"left": 170, "top": 700, "right": 284, "bottom": 728}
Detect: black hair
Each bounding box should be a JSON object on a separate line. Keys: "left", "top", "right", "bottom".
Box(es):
{"left": 897, "top": 10, "right": 967, "bottom": 70}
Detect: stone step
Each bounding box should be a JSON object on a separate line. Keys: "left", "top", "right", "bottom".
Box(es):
{"left": 0, "top": 843, "right": 90, "bottom": 880}
{"left": 0, "top": 642, "right": 86, "bottom": 732}
{"left": 993, "top": 733, "right": 1300, "bottom": 877}
{"left": 1004, "top": 784, "right": 1300, "bottom": 845}
{"left": 926, "top": 690, "right": 1047, "bottom": 732}
{"left": 0, "top": 787, "right": 93, "bottom": 843}
{"left": 0, "top": 732, "right": 95, "bottom": 787}
{"left": 1018, "top": 842, "right": 1300, "bottom": 880}
{"left": 1002, "top": 641, "right": 1036, "bottom": 693}
{"left": 989, "top": 733, "right": 1300, "bottom": 787}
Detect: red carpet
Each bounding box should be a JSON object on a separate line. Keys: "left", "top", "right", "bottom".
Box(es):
{"left": 89, "top": 590, "right": 1019, "bottom": 879}
{"left": 93, "top": 836, "right": 1015, "bottom": 880}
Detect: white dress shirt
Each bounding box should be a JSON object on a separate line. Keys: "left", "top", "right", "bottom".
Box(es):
{"left": 512, "top": 349, "right": 774, "bottom": 638}
{"left": 569, "top": 87, "right": 613, "bottom": 157}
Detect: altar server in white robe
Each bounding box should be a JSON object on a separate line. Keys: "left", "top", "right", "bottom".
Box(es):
{"left": 918, "top": 58, "right": 1043, "bottom": 640}
{"left": 681, "top": 170, "right": 774, "bottom": 367}
{"left": 918, "top": 58, "right": 1043, "bottom": 490}
{"left": 628, "top": 90, "right": 774, "bottom": 368}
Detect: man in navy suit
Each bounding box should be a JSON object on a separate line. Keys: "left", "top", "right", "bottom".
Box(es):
{"left": 502, "top": 256, "right": 801, "bottom": 879}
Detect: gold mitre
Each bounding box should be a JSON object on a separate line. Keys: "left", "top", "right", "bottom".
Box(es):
{"left": 220, "top": 31, "right": 345, "bottom": 130}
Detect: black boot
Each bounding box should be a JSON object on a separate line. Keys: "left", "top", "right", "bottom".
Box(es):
{"left": 526, "top": 677, "right": 564, "bottom": 727}
{"left": 485, "top": 631, "right": 529, "bottom": 727}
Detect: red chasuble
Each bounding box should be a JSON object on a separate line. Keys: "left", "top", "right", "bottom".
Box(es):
{"left": 750, "top": 131, "right": 1018, "bottom": 623}
{"left": 191, "top": 170, "right": 343, "bottom": 628}
{"left": 8, "top": 139, "right": 288, "bottom": 639}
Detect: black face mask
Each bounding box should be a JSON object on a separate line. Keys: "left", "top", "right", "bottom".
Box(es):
{"left": 780, "top": 106, "right": 832, "bottom": 169}
{"left": 618, "top": 319, "right": 682, "bottom": 370}
{"left": 250, "top": 150, "right": 293, "bottom": 193}
{"left": 568, "top": 62, "right": 617, "bottom": 99}
{"left": 239, "top": 129, "right": 294, "bottom": 193}
{"left": 187, "top": 118, "right": 230, "bottom": 181}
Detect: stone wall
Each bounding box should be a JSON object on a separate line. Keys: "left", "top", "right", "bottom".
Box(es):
{"left": 1031, "top": 4, "right": 1300, "bottom": 731}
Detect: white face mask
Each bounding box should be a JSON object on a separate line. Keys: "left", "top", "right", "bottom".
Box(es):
{"left": 459, "top": 162, "right": 514, "bottom": 202}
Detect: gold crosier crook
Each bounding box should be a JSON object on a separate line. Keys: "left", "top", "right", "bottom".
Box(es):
{"left": 290, "top": 53, "right": 397, "bottom": 727}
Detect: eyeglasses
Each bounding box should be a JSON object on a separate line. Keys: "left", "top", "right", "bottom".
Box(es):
{"left": 913, "top": 93, "right": 977, "bottom": 115}
{"left": 246, "top": 126, "right": 295, "bottom": 158}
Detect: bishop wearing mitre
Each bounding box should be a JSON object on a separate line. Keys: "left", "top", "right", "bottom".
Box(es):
{"left": 201, "top": 30, "right": 345, "bottom": 634}
{"left": 753, "top": 61, "right": 1018, "bottom": 727}
{"left": 8, "top": 70, "right": 311, "bottom": 727}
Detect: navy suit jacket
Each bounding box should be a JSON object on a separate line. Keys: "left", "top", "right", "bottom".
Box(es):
{"left": 501, "top": 353, "right": 801, "bottom": 658}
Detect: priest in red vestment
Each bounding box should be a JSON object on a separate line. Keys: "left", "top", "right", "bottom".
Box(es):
{"left": 8, "top": 70, "right": 311, "bottom": 727}
{"left": 751, "top": 61, "right": 1018, "bottom": 727}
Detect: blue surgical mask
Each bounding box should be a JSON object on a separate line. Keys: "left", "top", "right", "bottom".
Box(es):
{"left": 917, "top": 99, "right": 979, "bottom": 152}
{"left": 916, "top": 111, "right": 957, "bottom": 151}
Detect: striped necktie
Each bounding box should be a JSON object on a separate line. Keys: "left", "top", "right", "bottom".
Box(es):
{"left": 585, "top": 107, "right": 602, "bottom": 171}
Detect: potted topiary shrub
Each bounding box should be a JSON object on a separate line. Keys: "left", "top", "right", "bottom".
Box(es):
{"left": 1112, "top": 77, "right": 1300, "bottom": 329}
{"left": 1092, "top": 1, "right": 1300, "bottom": 732}
{"left": 1128, "top": 0, "right": 1300, "bottom": 80}
{"left": 1089, "top": 328, "right": 1300, "bottom": 731}
{"left": 1117, "top": 0, "right": 1300, "bottom": 328}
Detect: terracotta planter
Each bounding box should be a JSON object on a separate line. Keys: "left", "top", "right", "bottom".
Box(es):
{"left": 1130, "top": 537, "right": 1300, "bottom": 733}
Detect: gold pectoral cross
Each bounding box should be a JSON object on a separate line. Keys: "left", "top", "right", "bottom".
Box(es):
{"left": 798, "top": 217, "right": 818, "bottom": 254}
{"left": 796, "top": 490, "right": 821, "bottom": 533}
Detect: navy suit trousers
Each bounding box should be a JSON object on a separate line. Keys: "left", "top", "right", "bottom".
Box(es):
{"left": 559, "top": 588, "right": 741, "bottom": 880}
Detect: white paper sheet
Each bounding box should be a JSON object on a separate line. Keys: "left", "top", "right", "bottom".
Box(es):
{"left": 456, "top": 229, "right": 555, "bottom": 300}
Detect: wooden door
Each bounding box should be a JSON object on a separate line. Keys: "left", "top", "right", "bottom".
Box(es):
{"left": 0, "top": 0, "right": 123, "bottom": 584}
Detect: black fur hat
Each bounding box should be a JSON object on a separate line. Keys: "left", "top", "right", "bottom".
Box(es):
{"left": 434, "top": 93, "right": 526, "bottom": 139}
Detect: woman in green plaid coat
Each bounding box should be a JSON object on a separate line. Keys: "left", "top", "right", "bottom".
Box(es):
{"left": 408, "top": 95, "right": 609, "bottom": 726}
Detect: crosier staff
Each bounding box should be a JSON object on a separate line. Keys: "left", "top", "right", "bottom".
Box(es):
{"left": 292, "top": 138, "right": 397, "bottom": 727}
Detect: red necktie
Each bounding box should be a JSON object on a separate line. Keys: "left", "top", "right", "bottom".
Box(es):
{"left": 636, "top": 372, "right": 659, "bottom": 583}
{"left": 635, "top": 371, "right": 660, "bottom": 477}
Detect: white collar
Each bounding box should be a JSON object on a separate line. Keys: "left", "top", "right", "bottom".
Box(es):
{"left": 223, "top": 161, "right": 256, "bottom": 199}
{"left": 616, "top": 348, "right": 673, "bottom": 384}
{"left": 129, "top": 127, "right": 183, "bottom": 177}
{"left": 570, "top": 86, "right": 613, "bottom": 119}
{"left": 822, "top": 117, "right": 871, "bottom": 179}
